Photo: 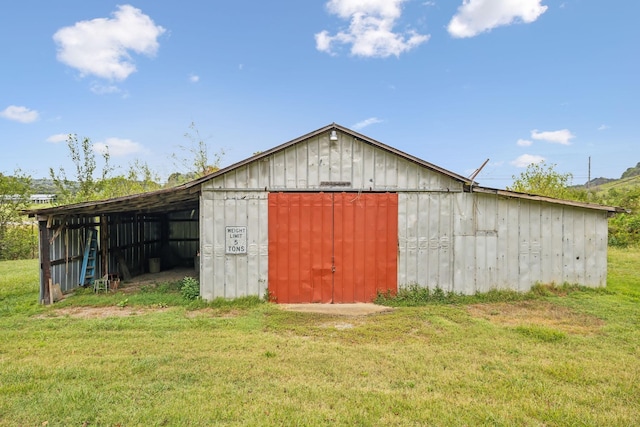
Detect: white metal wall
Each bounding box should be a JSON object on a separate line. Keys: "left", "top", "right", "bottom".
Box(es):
{"left": 398, "top": 193, "right": 454, "bottom": 291}
{"left": 398, "top": 192, "right": 609, "bottom": 294}
{"left": 202, "top": 133, "right": 462, "bottom": 192}
{"left": 199, "top": 190, "right": 268, "bottom": 300}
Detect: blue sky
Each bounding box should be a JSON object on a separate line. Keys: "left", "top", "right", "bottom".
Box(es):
{"left": 1, "top": 0, "right": 638, "bottom": 189}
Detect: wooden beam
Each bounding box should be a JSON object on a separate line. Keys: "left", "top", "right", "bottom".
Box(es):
{"left": 38, "top": 220, "right": 52, "bottom": 305}
{"left": 100, "top": 215, "right": 108, "bottom": 279}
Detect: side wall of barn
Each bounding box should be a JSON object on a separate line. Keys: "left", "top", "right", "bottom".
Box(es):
{"left": 398, "top": 192, "right": 609, "bottom": 294}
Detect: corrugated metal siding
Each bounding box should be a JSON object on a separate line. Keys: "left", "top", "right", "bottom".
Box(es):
{"left": 168, "top": 210, "right": 199, "bottom": 266}
{"left": 46, "top": 217, "right": 96, "bottom": 294}
{"left": 200, "top": 190, "right": 268, "bottom": 300}
{"left": 202, "top": 133, "right": 462, "bottom": 192}
{"left": 398, "top": 193, "right": 453, "bottom": 292}
{"left": 109, "top": 214, "right": 162, "bottom": 275}
{"left": 398, "top": 192, "right": 608, "bottom": 294}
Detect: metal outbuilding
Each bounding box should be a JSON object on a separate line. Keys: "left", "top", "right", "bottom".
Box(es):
{"left": 29, "top": 123, "right": 621, "bottom": 304}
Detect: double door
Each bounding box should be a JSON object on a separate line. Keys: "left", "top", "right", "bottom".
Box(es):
{"left": 268, "top": 192, "right": 398, "bottom": 303}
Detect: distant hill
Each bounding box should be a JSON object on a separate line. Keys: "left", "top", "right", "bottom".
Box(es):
{"left": 589, "top": 175, "right": 640, "bottom": 194}
{"left": 621, "top": 162, "right": 640, "bottom": 179}
{"left": 31, "top": 178, "right": 58, "bottom": 194}
{"left": 583, "top": 177, "right": 616, "bottom": 187}
{"left": 574, "top": 161, "right": 640, "bottom": 194}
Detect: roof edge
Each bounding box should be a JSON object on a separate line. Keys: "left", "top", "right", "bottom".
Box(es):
{"left": 471, "top": 186, "right": 625, "bottom": 213}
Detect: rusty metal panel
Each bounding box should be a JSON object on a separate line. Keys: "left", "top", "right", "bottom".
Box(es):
{"left": 268, "top": 193, "right": 333, "bottom": 303}
{"left": 269, "top": 192, "right": 397, "bottom": 303}
{"left": 333, "top": 193, "right": 398, "bottom": 302}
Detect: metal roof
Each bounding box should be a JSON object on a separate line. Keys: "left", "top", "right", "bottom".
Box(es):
{"left": 470, "top": 186, "right": 624, "bottom": 213}
{"left": 26, "top": 183, "right": 199, "bottom": 219}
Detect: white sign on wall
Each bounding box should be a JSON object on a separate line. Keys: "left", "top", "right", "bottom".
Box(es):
{"left": 225, "top": 226, "right": 247, "bottom": 254}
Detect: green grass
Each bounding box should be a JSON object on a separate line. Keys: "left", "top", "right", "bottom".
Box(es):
{"left": 1, "top": 251, "right": 640, "bottom": 426}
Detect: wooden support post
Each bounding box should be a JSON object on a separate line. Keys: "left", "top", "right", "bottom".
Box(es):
{"left": 100, "top": 215, "right": 108, "bottom": 280}
{"left": 38, "top": 219, "right": 52, "bottom": 305}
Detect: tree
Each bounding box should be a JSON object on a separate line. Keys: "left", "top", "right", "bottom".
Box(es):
{"left": 49, "top": 134, "right": 113, "bottom": 204}
{"left": 0, "top": 171, "right": 32, "bottom": 259}
{"left": 171, "top": 122, "right": 224, "bottom": 183}
{"left": 599, "top": 185, "right": 640, "bottom": 247}
{"left": 507, "top": 162, "right": 587, "bottom": 201}
{"left": 50, "top": 134, "right": 162, "bottom": 204}
{"left": 101, "top": 160, "right": 161, "bottom": 198}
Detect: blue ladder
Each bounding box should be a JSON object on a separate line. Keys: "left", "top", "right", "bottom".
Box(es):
{"left": 79, "top": 229, "right": 98, "bottom": 286}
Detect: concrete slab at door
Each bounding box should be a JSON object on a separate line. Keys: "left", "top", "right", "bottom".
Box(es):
{"left": 268, "top": 193, "right": 333, "bottom": 303}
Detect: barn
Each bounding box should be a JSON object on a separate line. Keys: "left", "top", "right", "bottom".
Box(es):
{"left": 29, "top": 123, "right": 620, "bottom": 304}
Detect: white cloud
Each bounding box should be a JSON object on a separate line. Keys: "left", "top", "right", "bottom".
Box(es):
{"left": 93, "top": 138, "right": 144, "bottom": 157}
{"left": 531, "top": 129, "right": 574, "bottom": 145}
{"left": 46, "top": 134, "right": 69, "bottom": 144}
{"left": 189, "top": 74, "right": 200, "bottom": 83}
{"left": 0, "top": 105, "right": 39, "bottom": 123}
{"left": 511, "top": 154, "right": 545, "bottom": 167}
{"left": 90, "top": 83, "right": 123, "bottom": 95}
{"left": 597, "top": 124, "right": 609, "bottom": 131}
{"left": 516, "top": 138, "right": 533, "bottom": 147}
{"left": 53, "top": 5, "right": 165, "bottom": 81}
{"left": 352, "top": 117, "right": 383, "bottom": 130}
{"left": 448, "top": 0, "right": 548, "bottom": 38}
{"left": 315, "top": 0, "right": 430, "bottom": 58}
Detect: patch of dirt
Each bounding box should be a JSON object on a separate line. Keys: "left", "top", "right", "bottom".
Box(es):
{"left": 116, "top": 268, "right": 197, "bottom": 294}
{"left": 39, "top": 306, "right": 168, "bottom": 319}
{"left": 184, "top": 308, "right": 243, "bottom": 318}
{"left": 279, "top": 303, "right": 393, "bottom": 316}
{"left": 320, "top": 321, "right": 357, "bottom": 330}
{"left": 467, "top": 300, "right": 604, "bottom": 335}
{"left": 38, "top": 268, "right": 197, "bottom": 319}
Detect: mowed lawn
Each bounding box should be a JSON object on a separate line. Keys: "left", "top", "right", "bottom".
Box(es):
{"left": 1, "top": 249, "right": 639, "bottom": 426}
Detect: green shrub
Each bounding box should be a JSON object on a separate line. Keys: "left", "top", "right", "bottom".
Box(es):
{"left": 609, "top": 213, "right": 640, "bottom": 247}
{"left": 0, "top": 224, "right": 38, "bottom": 261}
{"left": 180, "top": 276, "right": 200, "bottom": 301}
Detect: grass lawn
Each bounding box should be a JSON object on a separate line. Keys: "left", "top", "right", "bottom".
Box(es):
{"left": 1, "top": 249, "right": 639, "bottom": 426}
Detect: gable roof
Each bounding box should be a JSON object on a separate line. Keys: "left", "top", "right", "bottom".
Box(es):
{"left": 184, "top": 122, "right": 473, "bottom": 188}
{"left": 26, "top": 123, "right": 622, "bottom": 218}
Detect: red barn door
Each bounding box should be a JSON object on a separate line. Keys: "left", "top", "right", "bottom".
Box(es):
{"left": 268, "top": 192, "right": 397, "bottom": 303}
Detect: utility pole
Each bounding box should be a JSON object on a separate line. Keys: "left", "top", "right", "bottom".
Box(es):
{"left": 587, "top": 156, "right": 591, "bottom": 189}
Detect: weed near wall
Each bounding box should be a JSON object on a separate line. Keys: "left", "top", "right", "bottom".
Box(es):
{"left": 180, "top": 276, "right": 200, "bottom": 301}
{"left": 375, "top": 282, "right": 606, "bottom": 307}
